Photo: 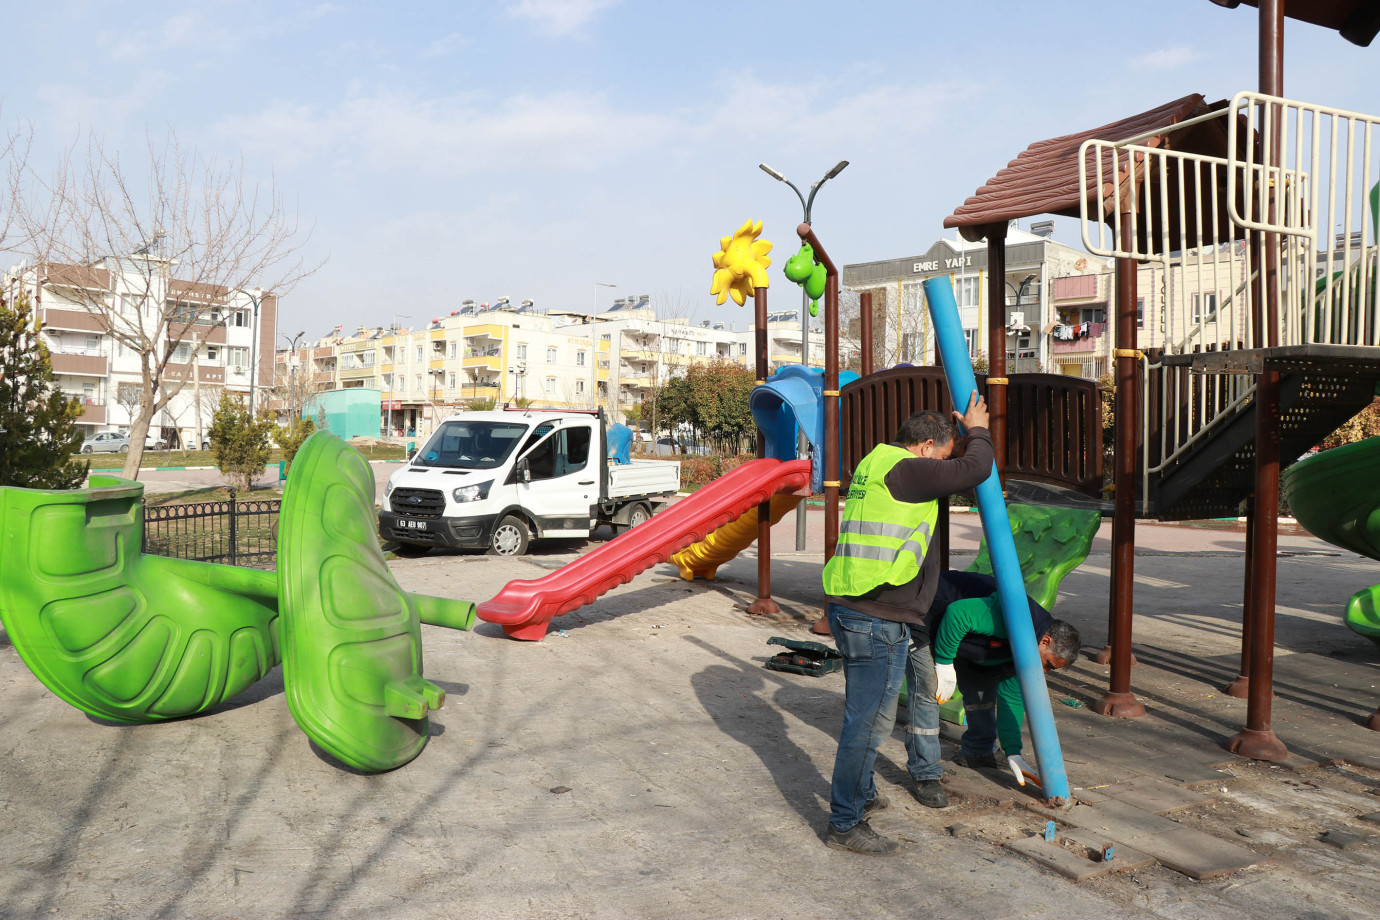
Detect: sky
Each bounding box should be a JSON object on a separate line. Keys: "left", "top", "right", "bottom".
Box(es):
{"left": 3, "top": 0, "right": 1379, "bottom": 341}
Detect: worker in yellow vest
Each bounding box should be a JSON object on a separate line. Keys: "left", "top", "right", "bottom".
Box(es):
{"left": 821, "top": 393, "right": 991, "bottom": 856}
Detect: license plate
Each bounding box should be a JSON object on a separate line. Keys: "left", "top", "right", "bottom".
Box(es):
{"left": 403, "top": 519, "right": 428, "bottom": 531}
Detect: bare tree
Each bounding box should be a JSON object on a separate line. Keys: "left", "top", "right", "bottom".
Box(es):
{"left": 19, "top": 131, "right": 315, "bottom": 478}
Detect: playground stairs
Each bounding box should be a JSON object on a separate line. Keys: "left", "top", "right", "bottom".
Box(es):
{"left": 1147, "top": 349, "right": 1380, "bottom": 521}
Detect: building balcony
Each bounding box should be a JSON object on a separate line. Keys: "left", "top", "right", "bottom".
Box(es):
{"left": 1051, "top": 274, "right": 1105, "bottom": 303}
{"left": 41, "top": 308, "right": 105, "bottom": 333}
{"left": 463, "top": 352, "right": 502, "bottom": 371}
{"left": 463, "top": 325, "right": 505, "bottom": 341}
{"left": 80, "top": 401, "right": 106, "bottom": 424}
{"left": 338, "top": 365, "right": 377, "bottom": 380}
{"left": 1050, "top": 322, "right": 1106, "bottom": 354}
{"left": 49, "top": 352, "right": 108, "bottom": 376}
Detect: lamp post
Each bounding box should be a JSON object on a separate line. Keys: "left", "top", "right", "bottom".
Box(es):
{"left": 758, "top": 159, "right": 848, "bottom": 551}
{"left": 591, "top": 281, "right": 616, "bottom": 412}
{"left": 278, "top": 330, "right": 306, "bottom": 424}
{"left": 1003, "top": 273, "right": 1037, "bottom": 372}
{"left": 240, "top": 289, "right": 264, "bottom": 415}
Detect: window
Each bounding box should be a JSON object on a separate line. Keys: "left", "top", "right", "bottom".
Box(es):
{"left": 901, "top": 332, "right": 922, "bottom": 363}
{"left": 739, "top": 343, "right": 747, "bottom": 356}
{"left": 85, "top": 335, "right": 99, "bottom": 353}
{"left": 963, "top": 328, "right": 978, "bottom": 356}
{"left": 231, "top": 310, "right": 249, "bottom": 327}
{"left": 576, "top": 380, "right": 585, "bottom": 394}
{"left": 517, "top": 344, "right": 528, "bottom": 361}
{"left": 450, "top": 342, "right": 457, "bottom": 359}
{"left": 696, "top": 341, "right": 707, "bottom": 356}
{"left": 227, "top": 347, "right": 249, "bottom": 368}
{"left": 206, "top": 346, "right": 219, "bottom": 361}
{"left": 415, "top": 375, "right": 422, "bottom": 391}
{"left": 956, "top": 276, "right": 980, "bottom": 308}
{"left": 522, "top": 426, "right": 591, "bottom": 482}
{"left": 82, "top": 383, "right": 95, "bottom": 400}
{"left": 544, "top": 377, "right": 555, "bottom": 395}
{"left": 173, "top": 343, "right": 191, "bottom": 362}
{"left": 416, "top": 346, "right": 423, "bottom": 361}
{"left": 399, "top": 377, "right": 406, "bottom": 393}
{"left": 547, "top": 347, "right": 558, "bottom": 363}
{"left": 1137, "top": 298, "right": 1145, "bottom": 329}
{"left": 576, "top": 350, "right": 586, "bottom": 366}
{"left": 383, "top": 373, "right": 394, "bottom": 390}
{"left": 1191, "top": 292, "right": 1217, "bottom": 325}
{"left": 449, "top": 373, "right": 456, "bottom": 389}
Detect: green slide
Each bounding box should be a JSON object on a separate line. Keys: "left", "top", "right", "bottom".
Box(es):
{"left": 1283, "top": 436, "right": 1380, "bottom": 648}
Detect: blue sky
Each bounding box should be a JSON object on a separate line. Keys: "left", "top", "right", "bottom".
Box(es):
{"left": 4, "top": 0, "right": 1378, "bottom": 339}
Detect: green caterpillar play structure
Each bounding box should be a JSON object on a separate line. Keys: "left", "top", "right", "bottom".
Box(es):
{"left": 0, "top": 431, "right": 475, "bottom": 772}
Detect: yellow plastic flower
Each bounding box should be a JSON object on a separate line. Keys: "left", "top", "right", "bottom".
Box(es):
{"left": 710, "top": 219, "right": 772, "bottom": 306}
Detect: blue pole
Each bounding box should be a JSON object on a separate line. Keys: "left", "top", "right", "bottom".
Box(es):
{"left": 922, "top": 275, "right": 1071, "bottom": 803}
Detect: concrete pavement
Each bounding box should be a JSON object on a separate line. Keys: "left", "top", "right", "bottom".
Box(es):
{"left": 3, "top": 502, "right": 1380, "bottom": 918}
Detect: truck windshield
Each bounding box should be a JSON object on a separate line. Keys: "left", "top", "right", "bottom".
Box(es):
{"left": 413, "top": 421, "right": 527, "bottom": 470}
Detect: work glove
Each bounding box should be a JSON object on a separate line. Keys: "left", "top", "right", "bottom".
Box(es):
{"left": 1007, "top": 754, "right": 1039, "bottom": 787}
{"left": 934, "top": 663, "right": 957, "bottom": 704}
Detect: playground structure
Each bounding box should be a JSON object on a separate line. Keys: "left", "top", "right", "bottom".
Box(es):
{"left": 0, "top": 431, "right": 475, "bottom": 772}
{"left": 1, "top": 0, "right": 1376, "bottom": 791}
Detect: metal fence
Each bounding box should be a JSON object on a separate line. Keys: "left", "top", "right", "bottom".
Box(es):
{"left": 142, "top": 490, "right": 280, "bottom": 568}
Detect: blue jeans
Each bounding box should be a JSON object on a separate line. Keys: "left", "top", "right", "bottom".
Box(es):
{"left": 956, "top": 661, "right": 1004, "bottom": 758}
{"left": 904, "top": 641, "right": 943, "bottom": 782}
{"left": 827, "top": 603, "right": 909, "bottom": 833}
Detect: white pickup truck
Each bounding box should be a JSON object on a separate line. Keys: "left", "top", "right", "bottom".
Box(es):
{"left": 379, "top": 409, "right": 680, "bottom": 555}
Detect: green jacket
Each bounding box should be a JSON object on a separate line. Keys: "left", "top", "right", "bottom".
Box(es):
{"left": 934, "top": 595, "right": 1026, "bottom": 756}
{"left": 822, "top": 444, "right": 939, "bottom": 597}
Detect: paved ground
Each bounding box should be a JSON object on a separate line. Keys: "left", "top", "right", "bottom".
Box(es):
{"left": 3, "top": 501, "right": 1380, "bottom": 918}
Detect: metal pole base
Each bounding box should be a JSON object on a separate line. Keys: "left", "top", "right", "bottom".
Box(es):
{"left": 1092, "top": 691, "right": 1146, "bottom": 719}
{"left": 1223, "top": 675, "right": 1250, "bottom": 699}
{"left": 747, "top": 597, "right": 781, "bottom": 616}
{"left": 1364, "top": 707, "right": 1380, "bottom": 732}
{"left": 1225, "top": 727, "right": 1289, "bottom": 761}
{"left": 1091, "top": 646, "right": 1137, "bottom": 666}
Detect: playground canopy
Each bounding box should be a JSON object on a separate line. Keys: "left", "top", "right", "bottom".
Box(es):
{"left": 1207, "top": 0, "right": 1380, "bottom": 47}
{"left": 943, "top": 93, "right": 1251, "bottom": 253}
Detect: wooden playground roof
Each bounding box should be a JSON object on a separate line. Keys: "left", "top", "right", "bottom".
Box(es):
{"left": 944, "top": 93, "right": 1253, "bottom": 252}
{"left": 1208, "top": 0, "right": 1380, "bottom": 46}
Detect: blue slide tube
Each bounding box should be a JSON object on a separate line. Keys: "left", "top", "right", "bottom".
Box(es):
{"left": 922, "top": 275, "right": 1071, "bottom": 803}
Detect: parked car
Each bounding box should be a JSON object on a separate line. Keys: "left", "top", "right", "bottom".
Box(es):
{"left": 80, "top": 432, "right": 130, "bottom": 453}
{"left": 146, "top": 434, "right": 169, "bottom": 450}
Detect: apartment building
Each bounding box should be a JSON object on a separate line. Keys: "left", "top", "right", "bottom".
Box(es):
{"left": 5, "top": 257, "right": 275, "bottom": 448}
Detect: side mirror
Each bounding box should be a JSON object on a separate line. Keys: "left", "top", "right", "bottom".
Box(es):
{"left": 517, "top": 458, "right": 531, "bottom": 483}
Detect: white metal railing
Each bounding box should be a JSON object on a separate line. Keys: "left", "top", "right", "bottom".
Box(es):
{"left": 1079, "top": 91, "right": 1380, "bottom": 503}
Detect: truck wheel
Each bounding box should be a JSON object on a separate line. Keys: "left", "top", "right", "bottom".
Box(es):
{"left": 627, "top": 503, "right": 651, "bottom": 529}
{"left": 489, "top": 515, "right": 529, "bottom": 556}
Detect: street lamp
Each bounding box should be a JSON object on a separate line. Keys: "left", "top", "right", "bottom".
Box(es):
{"left": 758, "top": 159, "right": 848, "bottom": 551}
{"left": 1003, "top": 273, "right": 1038, "bottom": 372}
{"left": 239, "top": 289, "right": 264, "bottom": 414}
{"left": 591, "top": 281, "right": 616, "bottom": 411}
{"left": 278, "top": 330, "right": 306, "bottom": 424}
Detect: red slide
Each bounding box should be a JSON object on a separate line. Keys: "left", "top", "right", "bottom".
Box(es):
{"left": 477, "top": 458, "right": 811, "bottom": 640}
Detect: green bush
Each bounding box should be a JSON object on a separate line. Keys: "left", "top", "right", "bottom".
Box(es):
{"left": 209, "top": 393, "right": 278, "bottom": 491}
{"left": 273, "top": 416, "right": 316, "bottom": 474}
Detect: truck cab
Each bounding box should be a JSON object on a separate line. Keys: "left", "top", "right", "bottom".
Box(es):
{"left": 379, "top": 409, "right": 679, "bottom": 555}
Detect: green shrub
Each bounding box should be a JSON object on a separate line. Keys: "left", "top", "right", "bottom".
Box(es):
{"left": 209, "top": 393, "right": 278, "bottom": 491}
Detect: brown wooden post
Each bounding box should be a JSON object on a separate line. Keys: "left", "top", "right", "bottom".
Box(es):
{"left": 859, "top": 291, "right": 874, "bottom": 377}
{"left": 984, "top": 225, "right": 1008, "bottom": 477}
{"left": 748, "top": 286, "right": 779, "bottom": 615}
{"left": 798, "top": 224, "right": 841, "bottom": 562}
{"left": 1228, "top": 0, "right": 1289, "bottom": 759}
{"left": 1094, "top": 208, "right": 1146, "bottom": 719}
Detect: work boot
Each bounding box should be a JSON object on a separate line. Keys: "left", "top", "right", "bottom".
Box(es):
{"left": 953, "top": 750, "right": 1002, "bottom": 770}
{"left": 913, "top": 778, "right": 949, "bottom": 809}
{"left": 863, "top": 793, "right": 890, "bottom": 815}
{"left": 826, "top": 820, "right": 900, "bottom": 856}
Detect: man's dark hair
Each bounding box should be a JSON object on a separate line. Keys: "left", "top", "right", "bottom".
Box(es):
{"left": 895, "top": 410, "right": 956, "bottom": 449}
{"left": 1047, "top": 620, "right": 1082, "bottom": 664}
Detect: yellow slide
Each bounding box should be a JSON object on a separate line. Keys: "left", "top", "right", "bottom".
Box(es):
{"left": 671, "top": 493, "right": 805, "bottom": 580}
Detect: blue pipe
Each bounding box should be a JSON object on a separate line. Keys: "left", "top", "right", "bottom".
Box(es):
{"left": 922, "top": 275, "right": 1071, "bottom": 802}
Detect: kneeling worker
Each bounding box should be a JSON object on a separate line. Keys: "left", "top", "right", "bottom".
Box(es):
{"left": 932, "top": 587, "right": 1081, "bottom": 786}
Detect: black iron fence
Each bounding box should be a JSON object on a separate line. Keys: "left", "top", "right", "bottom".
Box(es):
{"left": 142, "top": 490, "right": 280, "bottom": 568}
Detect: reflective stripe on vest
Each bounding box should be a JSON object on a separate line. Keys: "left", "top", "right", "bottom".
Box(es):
{"left": 822, "top": 444, "right": 939, "bottom": 596}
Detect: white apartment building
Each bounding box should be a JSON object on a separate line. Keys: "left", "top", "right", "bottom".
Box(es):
{"left": 5, "top": 257, "right": 275, "bottom": 448}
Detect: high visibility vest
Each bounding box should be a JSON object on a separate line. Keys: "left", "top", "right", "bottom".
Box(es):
{"left": 822, "top": 444, "right": 939, "bottom": 597}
